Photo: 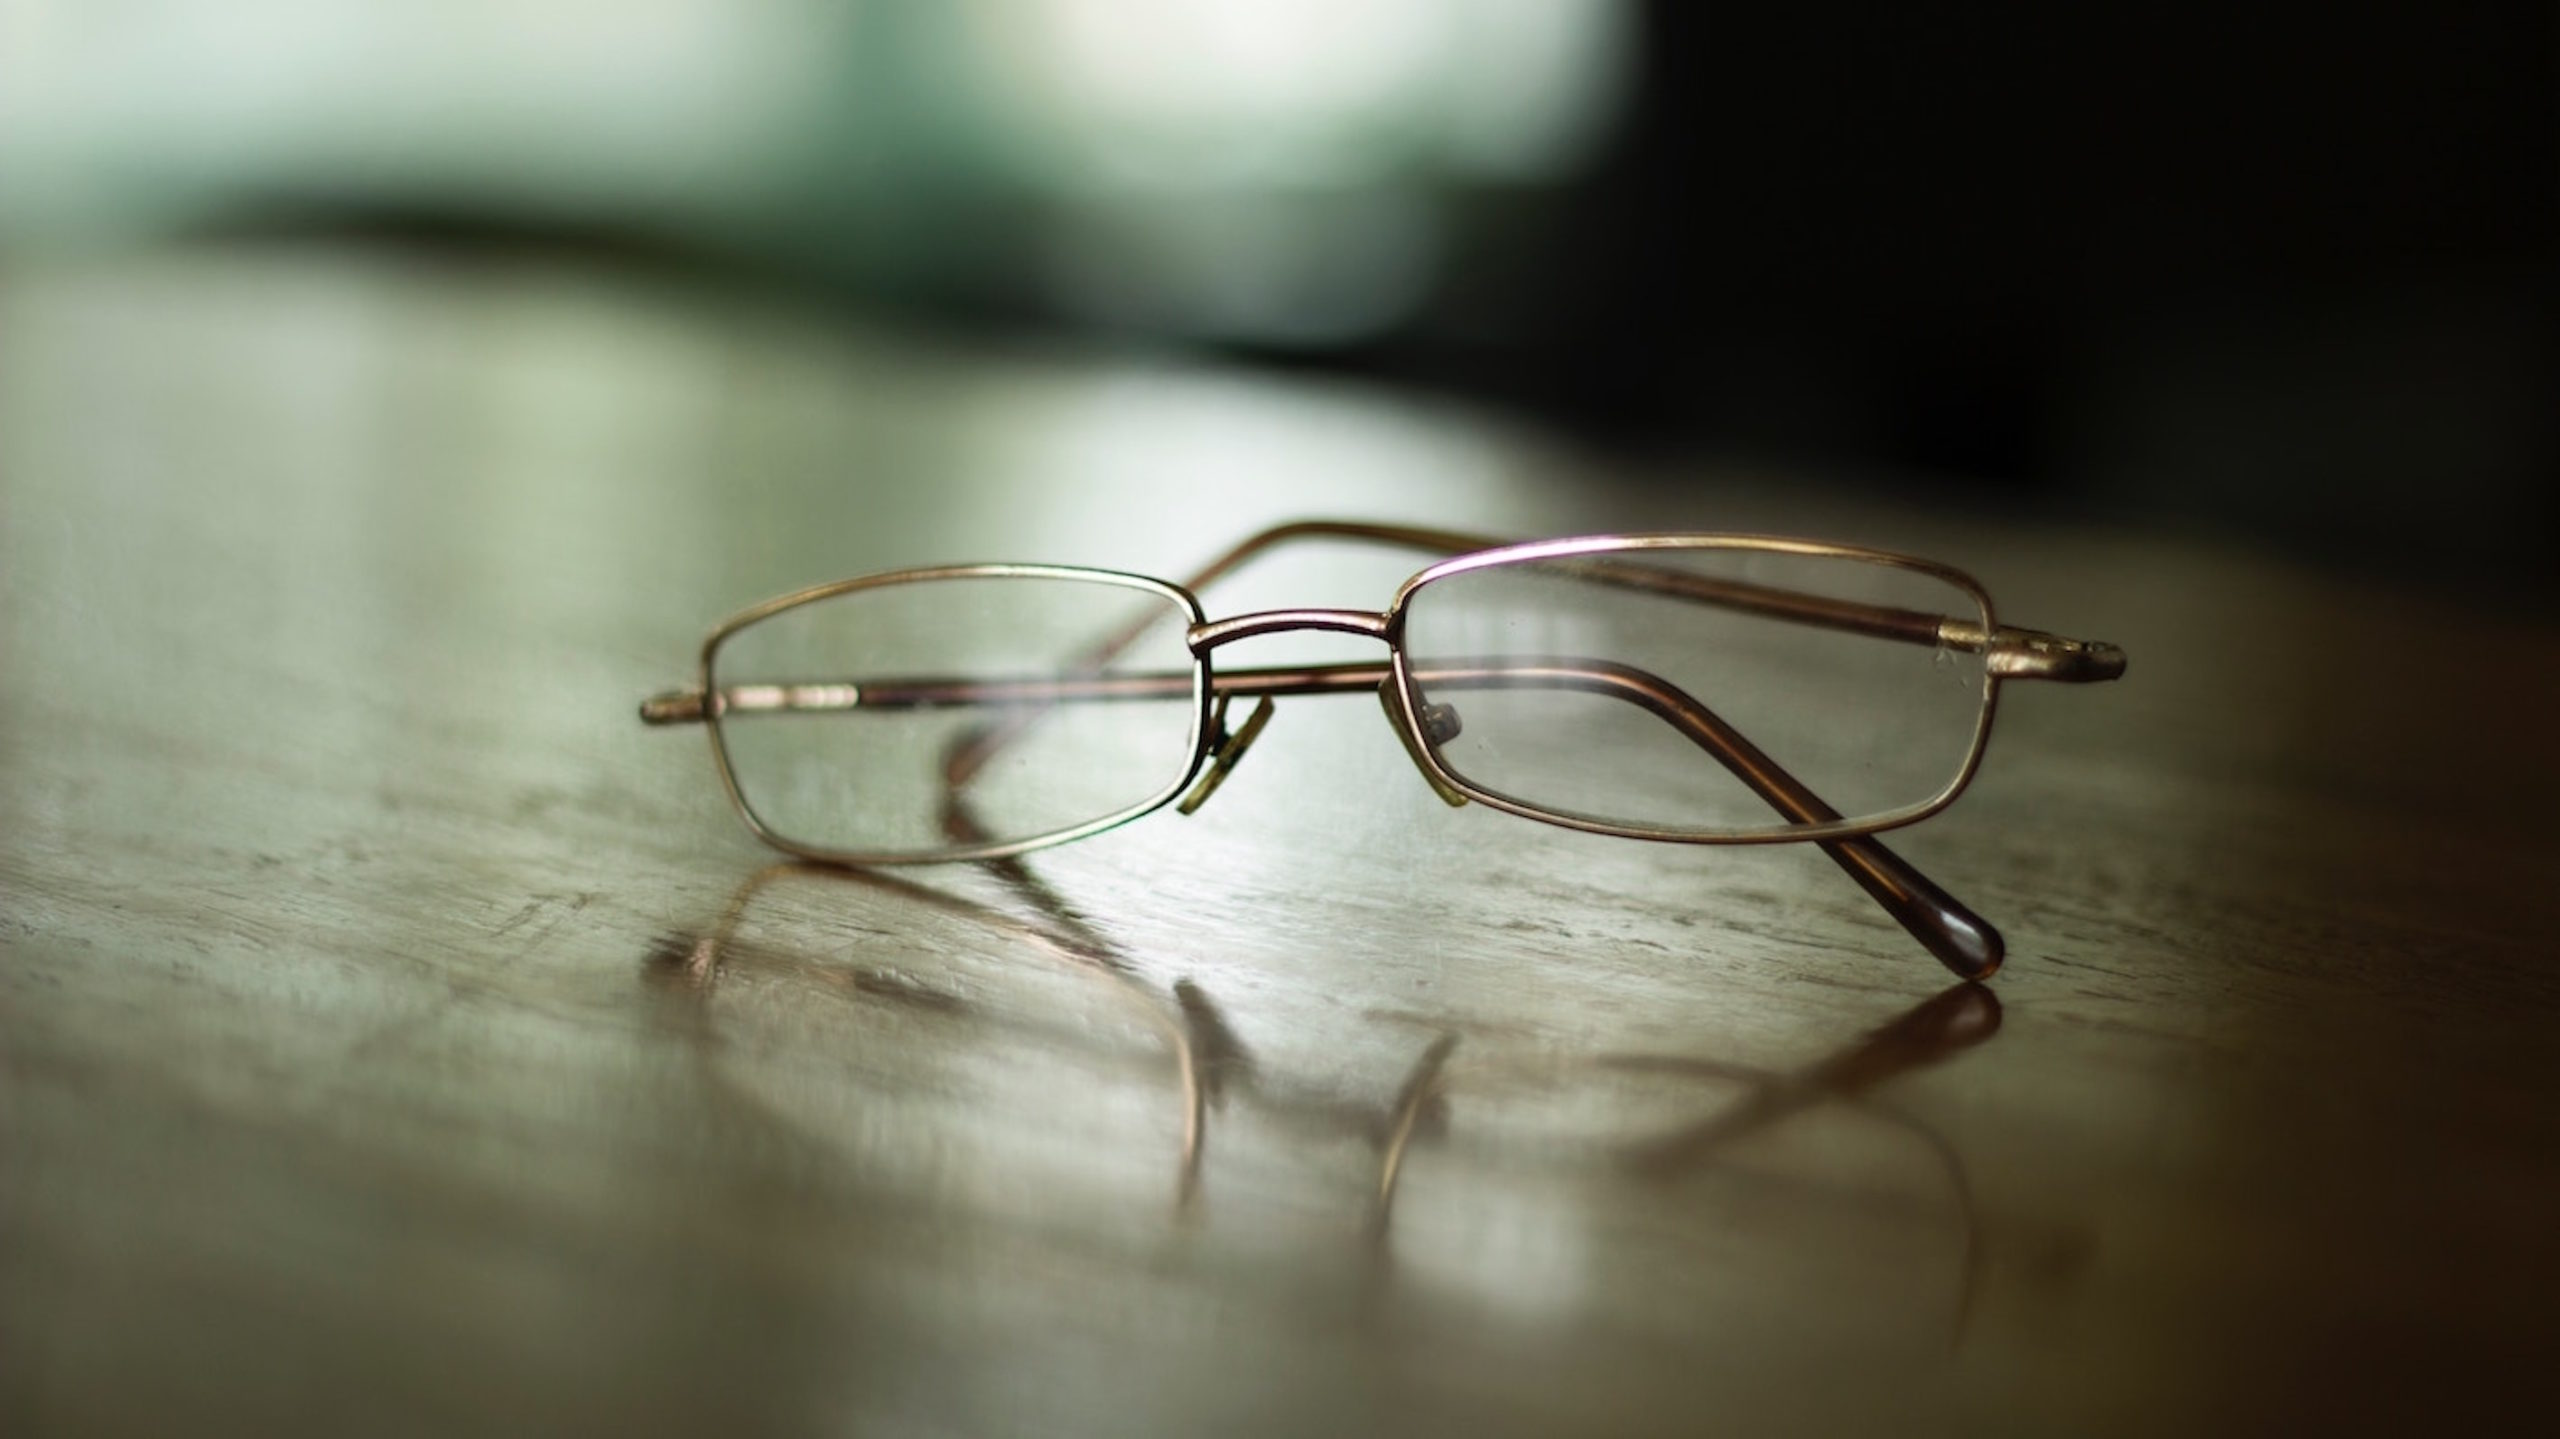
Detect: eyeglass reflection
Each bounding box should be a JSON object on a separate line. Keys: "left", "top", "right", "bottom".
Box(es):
{"left": 646, "top": 857, "right": 2012, "bottom": 1346}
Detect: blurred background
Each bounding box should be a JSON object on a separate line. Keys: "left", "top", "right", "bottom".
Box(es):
{"left": 4, "top": 0, "right": 2552, "bottom": 594}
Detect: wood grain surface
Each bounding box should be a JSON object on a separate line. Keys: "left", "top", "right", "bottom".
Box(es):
{"left": 5, "top": 248, "right": 2557, "bottom": 1436}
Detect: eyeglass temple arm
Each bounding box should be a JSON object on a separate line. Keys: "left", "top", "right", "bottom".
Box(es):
{"left": 1174, "top": 518, "right": 1509, "bottom": 592}
{"left": 1416, "top": 657, "right": 2003, "bottom": 981}
{"left": 666, "top": 516, "right": 2120, "bottom": 793}
{"left": 655, "top": 660, "right": 2003, "bottom": 980}
{"left": 1175, "top": 517, "right": 2124, "bottom": 682}
{"left": 640, "top": 517, "right": 2121, "bottom": 743}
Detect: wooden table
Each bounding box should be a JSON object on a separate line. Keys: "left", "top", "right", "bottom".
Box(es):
{"left": 6, "top": 248, "right": 2556, "bottom": 1435}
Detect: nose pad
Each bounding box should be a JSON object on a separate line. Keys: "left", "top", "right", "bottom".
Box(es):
{"left": 1377, "top": 682, "right": 1470, "bottom": 808}
{"left": 1177, "top": 695, "right": 1277, "bottom": 815}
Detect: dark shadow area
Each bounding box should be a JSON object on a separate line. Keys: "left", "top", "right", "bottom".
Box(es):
{"left": 15, "top": 2, "right": 2550, "bottom": 592}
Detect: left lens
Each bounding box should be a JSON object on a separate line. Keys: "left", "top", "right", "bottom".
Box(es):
{"left": 1397, "top": 541, "right": 1993, "bottom": 839}
{"left": 710, "top": 570, "right": 1203, "bottom": 860}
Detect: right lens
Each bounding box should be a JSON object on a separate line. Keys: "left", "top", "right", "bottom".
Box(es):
{"left": 1399, "top": 541, "right": 1993, "bottom": 839}
{"left": 709, "top": 570, "right": 1204, "bottom": 859}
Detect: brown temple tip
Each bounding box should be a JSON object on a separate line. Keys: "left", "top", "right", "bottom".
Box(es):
{"left": 1818, "top": 832, "right": 2005, "bottom": 981}
{"left": 2076, "top": 641, "right": 2129, "bottom": 682}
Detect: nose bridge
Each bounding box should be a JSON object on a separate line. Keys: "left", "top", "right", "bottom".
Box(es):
{"left": 1186, "top": 607, "right": 1391, "bottom": 654}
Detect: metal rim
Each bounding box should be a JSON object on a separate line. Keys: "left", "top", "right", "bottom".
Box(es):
{"left": 1384, "top": 534, "right": 2004, "bottom": 845}
{"left": 698, "top": 564, "right": 1217, "bottom": 866}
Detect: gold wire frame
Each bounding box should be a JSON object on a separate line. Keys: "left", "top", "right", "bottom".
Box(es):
{"left": 690, "top": 563, "right": 1216, "bottom": 868}
{"left": 1381, "top": 532, "right": 2007, "bottom": 845}
{"left": 643, "top": 520, "right": 2127, "bottom": 980}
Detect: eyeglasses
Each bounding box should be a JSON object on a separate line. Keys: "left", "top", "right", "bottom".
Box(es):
{"left": 641, "top": 520, "right": 2126, "bottom": 980}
